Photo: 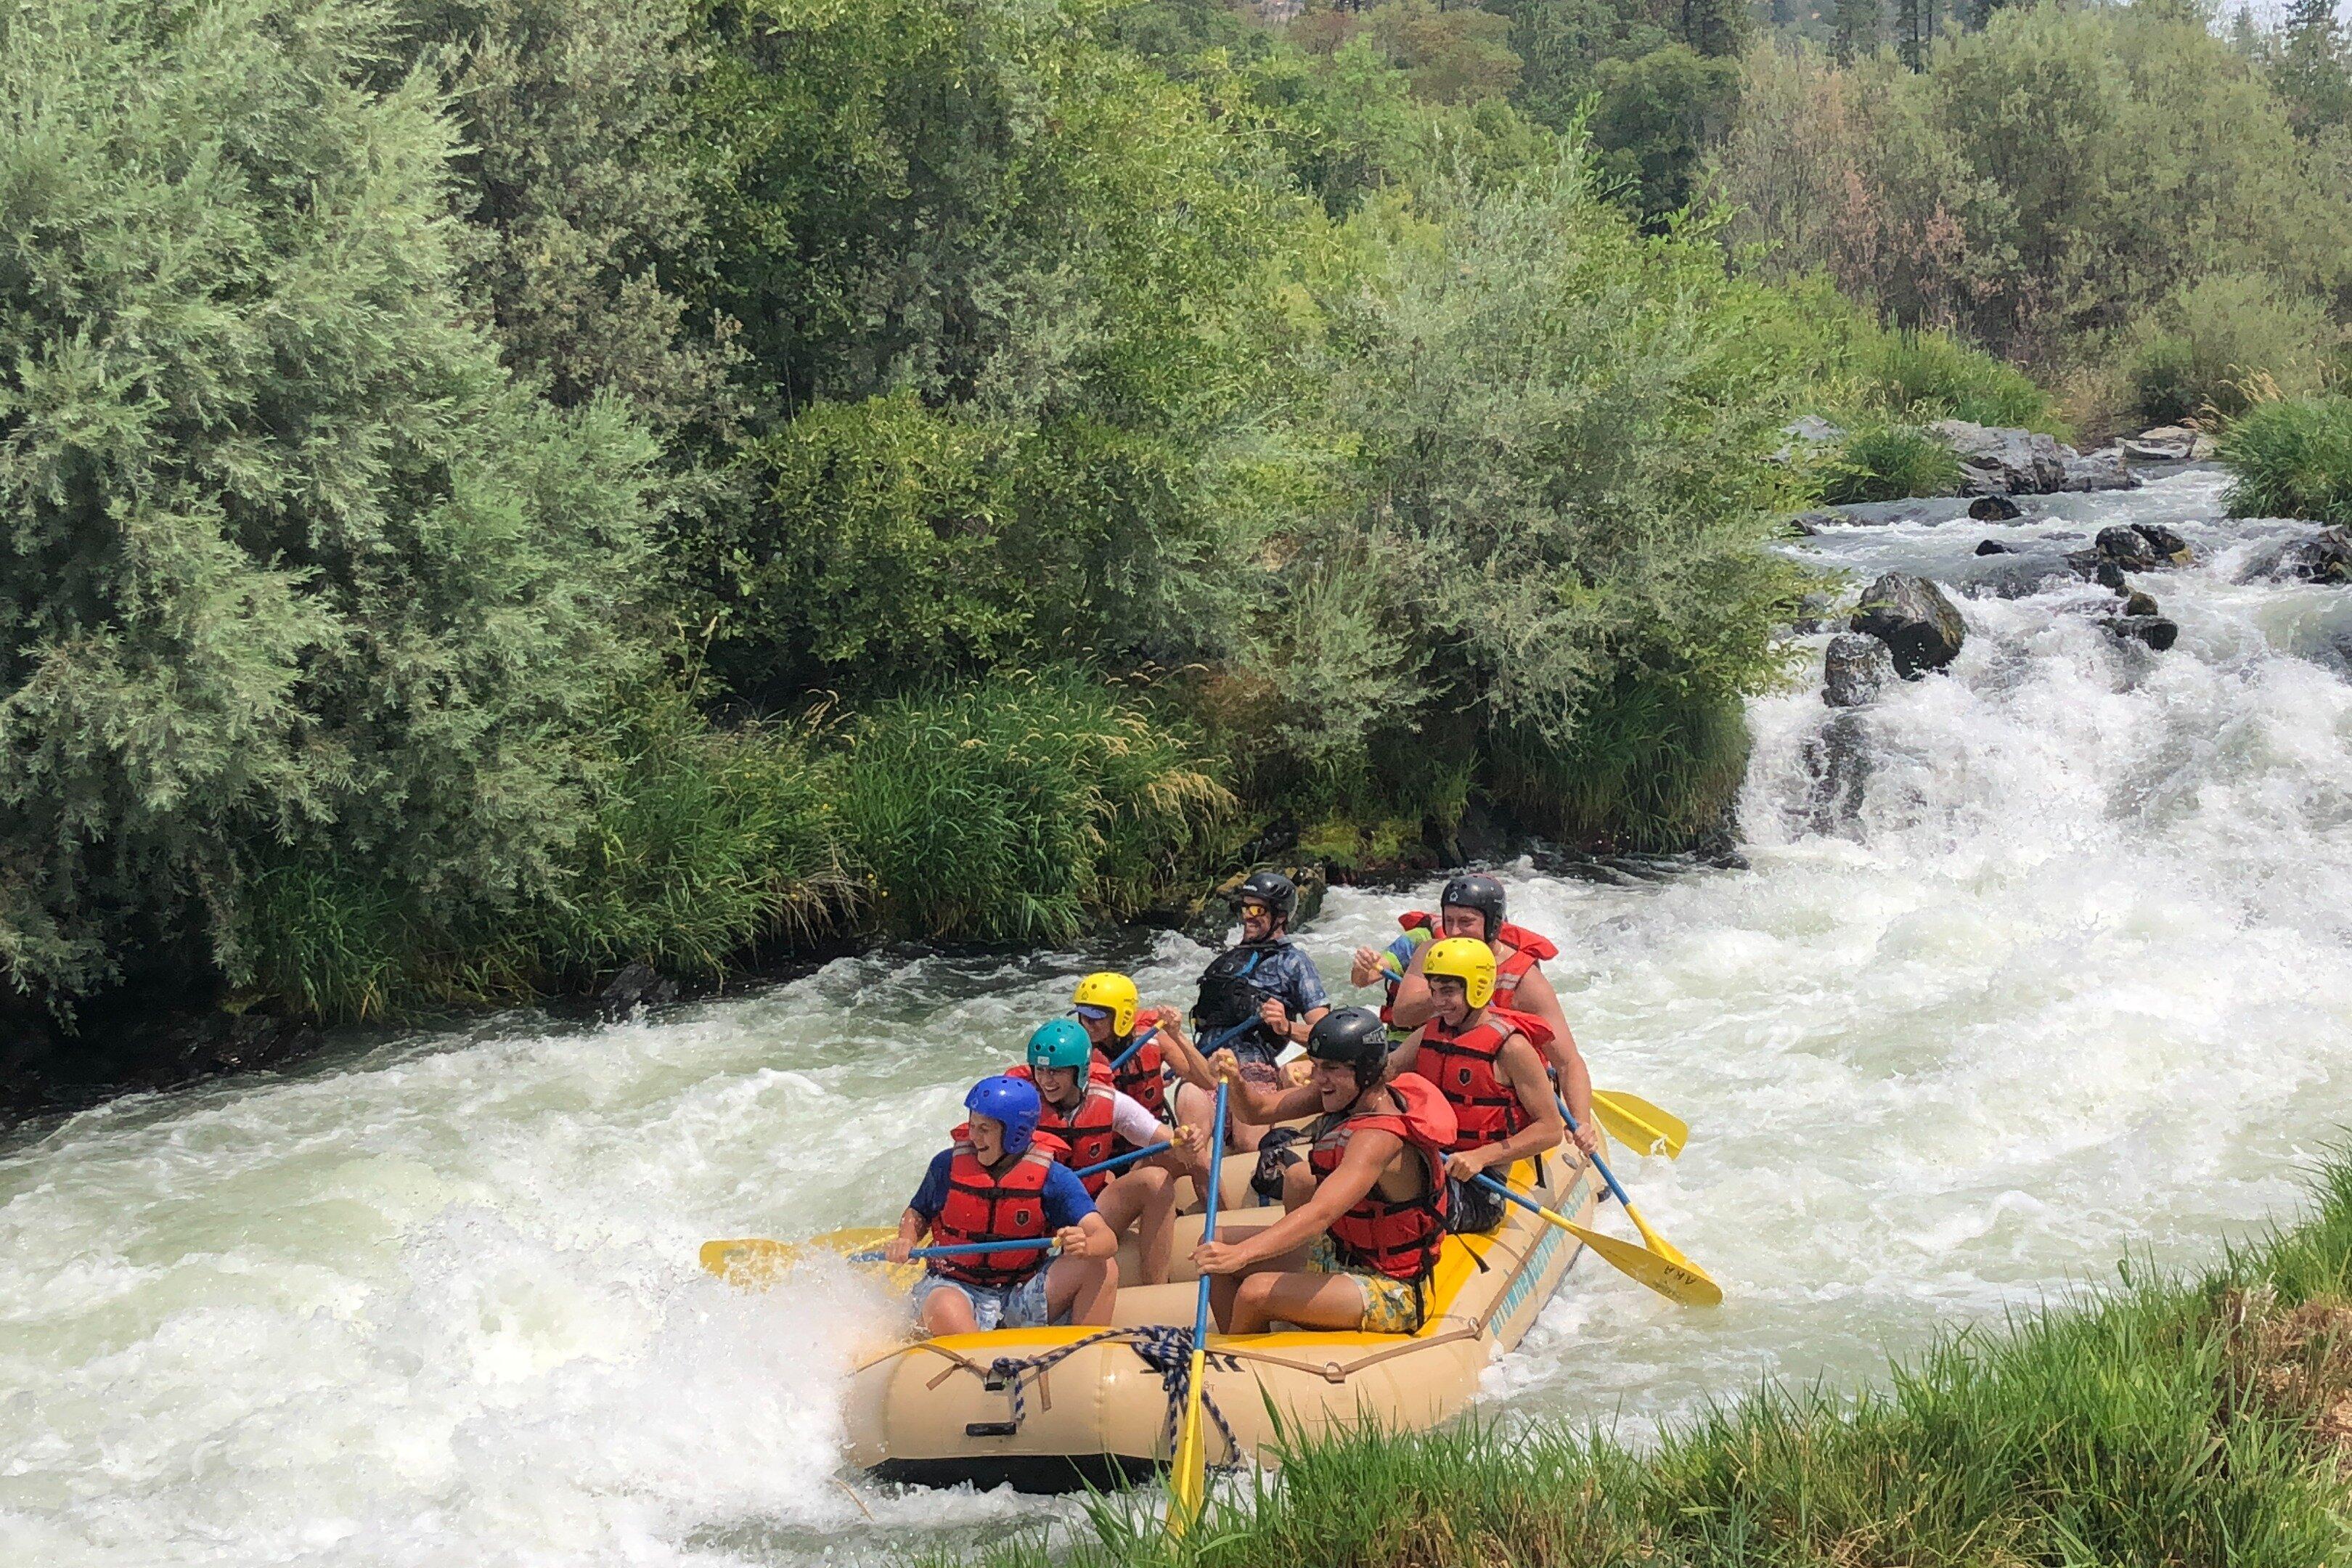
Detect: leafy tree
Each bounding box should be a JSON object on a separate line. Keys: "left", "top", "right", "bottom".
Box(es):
{"left": 1370, "top": 0, "right": 1525, "bottom": 105}
{"left": 1834, "top": 0, "right": 1880, "bottom": 64}
{"left": 1591, "top": 44, "right": 1743, "bottom": 219}
{"left": 2274, "top": 0, "right": 2352, "bottom": 139}
{"left": 0, "top": 0, "right": 662, "bottom": 1011}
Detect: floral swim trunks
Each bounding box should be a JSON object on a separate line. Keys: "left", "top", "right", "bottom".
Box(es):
{"left": 1304, "top": 1236, "right": 1425, "bottom": 1334}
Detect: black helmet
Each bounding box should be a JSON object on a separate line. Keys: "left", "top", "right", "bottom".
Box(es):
{"left": 1306, "top": 1007, "right": 1389, "bottom": 1090}
{"left": 1440, "top": 873, "right": 1506, "bottom": 943}
{"left": 1233, "top": 869, "right": 1297, "bottom": 928}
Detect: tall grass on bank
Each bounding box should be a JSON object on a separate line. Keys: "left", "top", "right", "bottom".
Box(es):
{"left": 1488, "top": 679, "right": 1753, "bottom": 852}
{"left": 2222, "top": 394, "right": 2352, "bottom": 526}
{"left": 837, "top": 669, "right": 1236, "bottom": 944}
{"left": 1858, "top": 327, "right": 2067, "bottom": 436}
{"left": 1823, "top": 421, "right": 1966, "bottom": 505}
{"left": 968, "top": 1153, "right": 2352, "bottom": 1568}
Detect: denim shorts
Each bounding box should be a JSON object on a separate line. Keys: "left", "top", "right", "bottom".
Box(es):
{"left": 911, "top": 1267, "right": 1053, "bottom": 1331}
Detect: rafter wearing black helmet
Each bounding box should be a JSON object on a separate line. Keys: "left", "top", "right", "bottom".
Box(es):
{"left": 1175, "top": 867, "right": 1329, "bottom": 1156}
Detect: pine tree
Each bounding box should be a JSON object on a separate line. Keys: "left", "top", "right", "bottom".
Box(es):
{"left": 1678, "top": 0, "right": 1749, "bottom": 57}
{"left": 1895, "top": 0, "right": 1925, "bottom": 68}
{"left": 1834, "top": 0, "right": 1881, "bottom": 63}
{"left": 2276, "top": 0, "right": 2352, "bottom": 139}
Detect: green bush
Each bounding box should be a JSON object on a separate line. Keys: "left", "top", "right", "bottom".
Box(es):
{"left": 1488, "top": 678, "right": 1755, "bottom": 851}
{"left": 2126, "top": 273, "right": 2334, "bottom": 425}
{"left": 2221, "top": 395, "right": 2352, "bottom": 525}
{"left": 1858, "top": 327, "right": 2067, "bottom": 435}
{"left": 0, "top": 0, "right": 662, "bottom": 1013}
{"left": 1824, "top": 421, "right": 1965, "bottom": 502}
{"left": 836, "top": 669, "right": 1236, "bottom": 944}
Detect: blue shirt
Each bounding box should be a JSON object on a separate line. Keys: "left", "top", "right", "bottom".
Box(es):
{"left": 1209, "top": 938, "right": 1330, "bottom": 1064}
{"left": 907, "top": 1148, "right": 1098, "bottom": 1230}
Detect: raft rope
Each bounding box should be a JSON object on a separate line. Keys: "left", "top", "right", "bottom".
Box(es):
{"left": 979, "top": 1324, "right": 1242, "bottom": 1472}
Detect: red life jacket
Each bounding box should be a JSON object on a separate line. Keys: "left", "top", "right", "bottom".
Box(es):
{"left": 1098, "top": 1033, "right": 1168, "bottom": 1124}
{"left": 1007, "top": 1064, "right": 1122, "bottom": 1194}
{"left": 1416, "top": 1005, "right": 1551, "bottom": 1154}
{"left": 1393, "top": 911, "right": 1559, "bottom": 1007}
{"left": 927, "top": 1139, "right": 1057, "bottom": 1288}
{"left": 1309, "top": 1073, "right": 1457, "bottom": 1283}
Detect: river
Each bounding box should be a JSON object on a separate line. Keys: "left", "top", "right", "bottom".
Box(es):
{"left": 6, "top": 466, "right": 2352, "bottom": 1566}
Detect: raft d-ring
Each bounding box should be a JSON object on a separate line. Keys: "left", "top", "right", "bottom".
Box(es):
{"left": 1321, "top": 1361, "right": 1345, "bottom": 1384}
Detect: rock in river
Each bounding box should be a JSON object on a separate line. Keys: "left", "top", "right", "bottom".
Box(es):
{"left": 1851, "top": 572, "right": 1967, "bottom": 678}
{"left": 1823, "top": 634, "right": 1895, "bottom": 708}
{"left": 2240, "top": 525, "right": 2352, "bottom": 586}
{"left": 2103, "top": 614, "right": 2180, "bottom": 652}
{"left": 1969, "top": 494, "right": 2025, "bottom": 521}
{"left": 1975, "top": 539, "right": 2015, "bottom": 556}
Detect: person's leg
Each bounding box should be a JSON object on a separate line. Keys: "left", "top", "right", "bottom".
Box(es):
{"left": 1225, "top": 1269, "right": 1372, "bottom": 1334}
{"left": 913, "top": 1276, "right": 981, "bottom": 1336}
{"left": 1095, "top": 1168, "right": 1175, "bottom": 1284}
{"left": 1043, "top": 1253, "right": 1119, "bottom": 1326}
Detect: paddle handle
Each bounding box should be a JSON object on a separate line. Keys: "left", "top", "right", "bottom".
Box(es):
{"left": 1071, "top": 1140, "right": 1170, "bottom": 1179}
{"left": 1107, "top": 1024, "right": 1161, "bottom": 1071}
{"left": 846, "top": 1237, "right": 1061, "bottom": 1263}
{"left": 1559, "top": 1096, "right": 1635, "bottom": 1209}
{"left": 1194, "top": 1082, "right": 1231, "bottom": 1324}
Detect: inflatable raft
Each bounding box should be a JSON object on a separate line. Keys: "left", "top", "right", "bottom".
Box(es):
{"left": 843, "top": 1144, "right": 1600, "bottom": 1491}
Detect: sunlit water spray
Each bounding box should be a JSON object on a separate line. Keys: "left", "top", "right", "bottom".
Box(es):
{"left": 7, "top": 468, "right": 2352, "bottom": 1563}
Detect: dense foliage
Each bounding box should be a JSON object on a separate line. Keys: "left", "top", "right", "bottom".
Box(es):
{"left": 20, "top": 0, "right": 2339, "bottom": 1046}
{"left": 2221, "top": 395, "right": 2352, "bottom": 528}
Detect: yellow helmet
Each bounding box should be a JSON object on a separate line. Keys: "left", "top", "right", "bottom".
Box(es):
{"left": 1422, "top": 938, "right": 1495, "bottom": 1010}
{"left": 1071, "top": 971, "right": 1138, "bottom": 1036}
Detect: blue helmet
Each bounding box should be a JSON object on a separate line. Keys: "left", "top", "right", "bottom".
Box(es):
{"left": 1026, "top": 1017, "right": 1094, "bottom": 1071}
{"left": 964, "top": 1074, "right": 1042, "bottom": 1153}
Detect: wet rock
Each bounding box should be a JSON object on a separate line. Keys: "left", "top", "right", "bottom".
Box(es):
{"left": 597, "top": 960, "right": 679, "bottom": 1018}
{"left": 2095, "top": 525, "right": 2157, "bottom": 571}
{"left": 2062, "top": 446, "right": 2140, "bottom": 492}
{"left": 2242, "top": 525, "right": 2352, "bottom": 585}
{"left": 1787, "top": 510, "right": 1839, "bottom": 537}
{"left": 1850, "top": 572, "right": 1967, "bottom": 678}
{"left": 2102, "top": 614, "right": 2180, "bottom": 651}
{"left": 2132, "top": 522, "right": 2194, "bottom": 565}
{"left": 2093, "top": 559, "right": 2128, "bottom": 592}
{"left": 2123, "top": 589, "right": 2160, "bottom": 617}
{"left": 1800, "top": 711, "right": 1874, "bottom": 835}
{"left": 2123, "top": 424, "right": 2216, "bottom": 462}
{"left": 1929, "top": 420, "right": 2074, "bottom": 495}
{"left": 1969, "top": 494, "right": 2025, "bottom": 521}
{"left": 1975, "top": 539, "right": 2015, "bottom": 555}
{"left": 1823, "top": 634, "right": 1895, "bottom": 708}
{"left": 1786, "top": 589, "right": 1842, "bottom": 635}
{"left": 1774, "top": 417, "right": 1846, "bottom": 462}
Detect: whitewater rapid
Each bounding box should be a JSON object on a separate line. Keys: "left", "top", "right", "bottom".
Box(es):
{"left": 6, "top": 467, "right": 2352, "bottom": 1565}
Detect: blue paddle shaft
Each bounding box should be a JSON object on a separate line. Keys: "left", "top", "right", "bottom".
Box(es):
{"left": 1470, "top": 1172, "right": 1541, "bottom": 1214}
{"left": 1191, "top": 1082, "right": 1230, "bottom": 1347}
{"left": 1558, "top": 1096, "right": 1634, "bottom": 1209}
{"left": 1107, "top": 1024, "right": 1161, "bottom": 1072}
{"left": 1071, "top": 1140, "right": 1171, "bottom": 1179}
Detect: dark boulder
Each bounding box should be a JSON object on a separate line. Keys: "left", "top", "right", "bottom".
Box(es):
{"left": 1969, "top": 494, "right": 2025, "bottom": 522}
{"left": 597, "top": 961, "right": 679, "bottom": 1019}
{"left": 2094, "top": 526, "right": 2157, "bottom": 571}
{"left": 1975, "top": 539, "right": 2015, "bottom": 556}
{"left": 2245, "top": 525, "right": 2352, "bottom": 585}
{"left": 2132, "top": 523, "right": 2193, "bottom": 565}
{"left": 2123, "top": 588, "right": 2160, "bottom": 618}
{"left": 2093, "top": 559, "right": 2128, "bottom": 592}
{"left": 1850, "top": 572, "right": 1967, "bottom": 678}
{"left": 1823, "top": 633, "right": 1895, "bottom": 708}
{"left": 2102, "top": 615, "right": 2179, "bottom": 652}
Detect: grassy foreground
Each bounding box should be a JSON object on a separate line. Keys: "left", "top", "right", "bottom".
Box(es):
{"left": 961, "top": 1156, "right": 2352, "bottom": 1567}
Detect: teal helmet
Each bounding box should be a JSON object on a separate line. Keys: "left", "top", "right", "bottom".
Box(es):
{"left": 1026, "top": 1017, "right": 1095, "bottom": 1071}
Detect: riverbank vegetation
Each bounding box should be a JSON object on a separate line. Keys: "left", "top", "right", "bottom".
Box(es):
{"left": 5, "top": 0, "right": 2350, "bottom": 1061}
{"left": 2223, "top": 395, "right": 2352, "bottom": 528}
{"left": 965, "top": 1153, "right": 2352, "bottom": 1567}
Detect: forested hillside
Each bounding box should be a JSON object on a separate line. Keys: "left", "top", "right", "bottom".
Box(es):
{"left": 2, "top": 0, "right": 2347, "bottom": 1063}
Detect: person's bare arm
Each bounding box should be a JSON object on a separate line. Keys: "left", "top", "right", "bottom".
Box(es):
{"left": 1055, "top": 1211, "right": 1120, "bottom": 1260}
{"left": 1214, "top": 1054, "right": 1324, "bottom": 1124}
{"left": 1193, "top": 1127, "right": 1400, "bottom": 1273}
{"left": 883, "top": 1206, "right": 930, "bottom": 1265}
{"left": 1515, "top": 969, "right": 1598, "bottom": 1153}
{"left": 1146, "top": 1008, "right": 1218, "bottom": 1092}
{"left": 1443, "top": 1035, "right": 1566, "bottom": 1181}
{"left": 1385, "top": 1024, "right": 1426, "bottom": 1083}
{"left": 1387, "top": 941, "right": 1437, "bottom": 1031}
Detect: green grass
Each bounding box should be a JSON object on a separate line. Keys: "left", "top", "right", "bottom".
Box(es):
{"left": 836, "top": 666, "right": 1237, "bottom": 944}
{"left": 2221, "top": 395, "right": 2352, "bottom": 526}
{"left": 1823, "top": 421, "right": 1967, "bottom": 505}
{"left": 1859, "top": 327, "right": 2069, "bottom": 438}
{"left": 961, "top": 1153, "right": 2352, "bottom": 1568}
{"left": 1488, "top": 677, "right": 1755, "bottom": 852}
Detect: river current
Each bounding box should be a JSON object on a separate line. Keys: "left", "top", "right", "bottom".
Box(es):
{"left": 7, "top": 467, "right": 2352, "bottom": 1565}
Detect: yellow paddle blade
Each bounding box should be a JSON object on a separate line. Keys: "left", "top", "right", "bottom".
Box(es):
{"left": 698, "top": 1228, "right": 901, "bottom": 1289}
{"left": 1562, "top": 1216, "right": 1722, "bottom": 1308}
{"left": 1591, "top": 1090, "right": 1688, "bottom": 1159}
{"left": 1165, "top": 1345, "right": 1211, "bottom": 1532}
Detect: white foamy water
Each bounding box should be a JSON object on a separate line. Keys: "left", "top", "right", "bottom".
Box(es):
{"left": 7, "top": 467, "right": 2351, "bottom": 1562}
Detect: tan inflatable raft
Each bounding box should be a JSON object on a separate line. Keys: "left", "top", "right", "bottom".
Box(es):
{"left": 844, "top": 1145, "right": 1600, "bottom": 1490}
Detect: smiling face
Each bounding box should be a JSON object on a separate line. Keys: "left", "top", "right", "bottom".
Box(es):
{"left": 1075, "top": 1008, "right": 1116, "bottom": 1048}
{"left": 1427, "top": 974, "right": 1471, "bottom": 1028}
{"left": 1308, "top": 1055, "right": 1363, "bottom": 1112}
{"left": 1239, "top": 899, "right": 1277, "bottom": 942}
{"left": 1034, "top": 1063, "right": 1084, "bottom": 1106}
{"left": 1440, "top": 905, "right": 1487, "bottom": 940}
{"left": 967, "top": 1114, "right": 1008, "bottom": 1164}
